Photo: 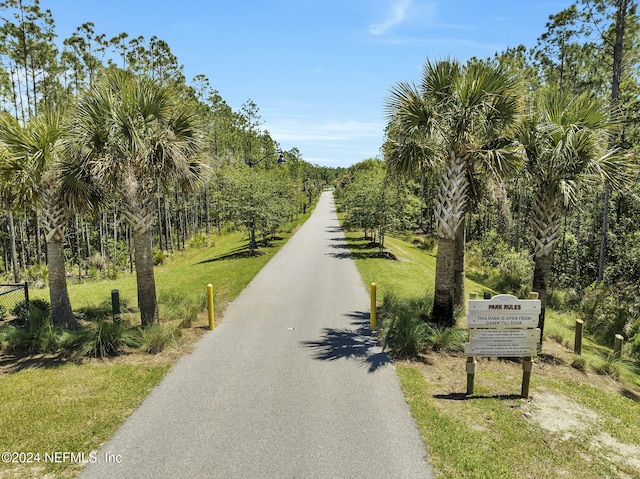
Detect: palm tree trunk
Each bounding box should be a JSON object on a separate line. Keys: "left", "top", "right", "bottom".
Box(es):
{"left": 123, "top": 198, "right": 159, "bottom": 326}
{"left": 432, "top": 154, "right": 468, "bottom": 327}
{"left": 433, "top": 236, "right": 456, "bottom": 327}
{"left": 531, "top": 188, "right": 561, "bottom": 345}
{"left": 132, "top": 227, "right": 159, "bottom": 326}
{"left": 48, "top": 236, "right": 76, "bottom": 328}
{"left": 41, "top": 194, "right": 77, "bottom": 328}
{"left": 35, "top": 209, "right": 42, "bottom": 264}
{"left": 532, "top": 253, "right": 552, "bottom": 344}
{"left": 453, "top": 217, "right": 466, "bottom": 308}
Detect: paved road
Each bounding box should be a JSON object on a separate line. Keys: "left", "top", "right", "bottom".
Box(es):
{"left": 80, "top": 192, "right": 433, "bottom": 479}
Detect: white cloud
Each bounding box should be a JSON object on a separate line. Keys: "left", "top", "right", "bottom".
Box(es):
{"left": 369, "top": 0, "right": 414, "bottom": 36}
{"left": 268, "top": 118, "right": 384, "bottom": 144}
{"left": 264, "top": 116, "right": 385, "bottom": 167}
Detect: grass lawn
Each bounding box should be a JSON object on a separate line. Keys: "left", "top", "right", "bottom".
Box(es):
{"left": 0, "top": 364, "right": 168, "bottom": 479}
{"left": 0, "top": 215, "right": 310, "bottom": 479}
{"left": 343, "top": 230, "right": 640, "bottom": 479}
{"left": 344, "top": 231, "right": 491, "bottom": 311}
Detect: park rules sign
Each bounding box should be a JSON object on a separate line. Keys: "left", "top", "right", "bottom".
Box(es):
{"left": 464, "top": 293, "right": 541, "bottom": 398}
{"left": 465, "top": 294, "right": 541, "bottom": 357}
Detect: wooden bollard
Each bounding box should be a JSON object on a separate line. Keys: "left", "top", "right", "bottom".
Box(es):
{"left": 111, "top": 289, "right": 121, "bottom": 322}
{"left": 466, "top": 292, "right": 478, "bottom": 395}
{"left": 574, "top": 319, "right": 584, "bottom": 355}
{"left": 521, "top": 356, "right": 533, "bottom": 398}
{"left": 614, "top": 334, "right": 624, "bottom": 361}
{"left": 466, "top": 356, "right": 476, "bottom": 395}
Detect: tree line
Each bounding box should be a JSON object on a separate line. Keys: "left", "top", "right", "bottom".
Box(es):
{"left": 341, "top": 0, "right": 640, "bottom": 349}
{"left": 0, "top": 0, "right": 341, "bottom": 328}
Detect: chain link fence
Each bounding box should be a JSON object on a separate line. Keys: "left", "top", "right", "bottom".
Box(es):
{"left": 0, "top": 283, "right": 29, "bottom": 319}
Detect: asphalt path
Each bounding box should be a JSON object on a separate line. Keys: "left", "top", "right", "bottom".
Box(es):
{"left": 80, "top": 191, "right": 433, "bottom": 479}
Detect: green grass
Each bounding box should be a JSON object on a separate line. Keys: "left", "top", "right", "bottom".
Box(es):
{"left": 0, "top": 364, "right": 169, "bottom": 478}
{"left": 397, "top": 365, "right": 640, "bottom": 479}
{"left": 344, "top": 232, "right": 490, "bottom": 315}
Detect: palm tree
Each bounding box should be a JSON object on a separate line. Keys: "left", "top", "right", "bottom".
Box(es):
{"left": 70, "top": 69, "right": 204, "bottom": 326}
{"left": 517, "top": 85, "right": 634, "bottom": 342}
{"left": 0, "top": 109, "right": 99, "bottom": 328}
{"left": 385, "top": 59, "right": 521, "bottom": 326}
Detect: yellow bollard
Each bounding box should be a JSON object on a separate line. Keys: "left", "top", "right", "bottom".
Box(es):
{"left": 207, "top": 284, "right": 215, "bottom": 331}
{"left": 370, "top": 283, "right": 377, "bottom": 331}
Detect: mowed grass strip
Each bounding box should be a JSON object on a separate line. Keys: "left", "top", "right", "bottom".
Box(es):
{"left": 398, "top": 364, "right": 640, "bottom": 479}
{"left": 0, "top": 364, "right": 169, "bottom": 478}
{"left": 343, "top": 232, "right": 489, "bottom": 305}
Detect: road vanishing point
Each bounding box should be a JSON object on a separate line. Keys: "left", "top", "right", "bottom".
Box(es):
{"left": 80, "top": 191, "right": 434, "bottom": 479}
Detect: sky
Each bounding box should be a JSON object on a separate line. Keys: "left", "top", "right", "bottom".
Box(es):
{"left": 49, "top": 0, "right": 574, "bottom": 168}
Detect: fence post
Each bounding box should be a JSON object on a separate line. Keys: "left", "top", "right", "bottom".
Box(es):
{"left": 466, "top": 292, "right": 478, "bottom": 395}
{"left": 574, "top": 319, "right": 584, "bottom": 355}
{"left": 111, "top": 289, "right": 121, "bottom": 322}
{"left": 24, "top": 281, "right": 29, "bottom": 305}
{"left": 614, "top": 334, "right": 624, "bottom": 361}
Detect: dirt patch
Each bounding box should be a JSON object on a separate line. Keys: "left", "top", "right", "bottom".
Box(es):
{"left": 522, "top": 390, "right": 598, "bottom": 437}
{"left": 594, "top": 432, "right": 640, "bottom": 472}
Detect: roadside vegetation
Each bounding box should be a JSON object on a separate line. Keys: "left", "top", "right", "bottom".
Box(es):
{"left": 342, "top": 228, "right": 640, "bottom": 479}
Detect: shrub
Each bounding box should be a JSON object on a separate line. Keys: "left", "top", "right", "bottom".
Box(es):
{"left": 152, "top": 247, "right": 166, "bottom": 266}
{"left": 77, "top": 298, "right": 131, "bottom": 322}
{"left": 381, "top": 313, "right": 431, "bottom": 357}
{"left": 188, "top": 232, "right": 213, "bottom": 248}
{"left": 579, "top": 283, "right": 638, "bottom": 345}
{"left": 467, "top": 230, "right": 533, "bottom": 296}
{"left": 629, "top": 331, "right": 640, "bottom": 360}
{"left": 24, "top": 263, "right": 48, "bottom": 284}
{"left": 3, "top": 308, "right": 61, "bottom": 354}
{"left": 158, "top": 290, "right": 202, "bottom": 327}
{"left": 139, "top": 323, "right": 181, "bottom": 354}
{"left": 380, "top": 292, "right": 432, "bottom": 357}
{"left": 426, "top": 325, "right": 467, "bottom": 353}
{"left": 64, "top": 320, "right": 141, "bottom": 357}
{"left": 571, "top": 356, "right": 587, "bottom": 371}
{"left": 0, "top": 304, "right": 7, "bottom": 320}
{"left": 11, "top": 299, "right": 51, "bottom": 322}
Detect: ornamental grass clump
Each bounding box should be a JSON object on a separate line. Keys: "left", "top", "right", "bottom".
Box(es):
{"left": 139, "top": 323, "right": 181, "bottom": 354}
{"left": 2, "top": 304, "right": 61, "bottom": 354}
{"left": 64, "top": 320, "right": 141, "bottom": 357}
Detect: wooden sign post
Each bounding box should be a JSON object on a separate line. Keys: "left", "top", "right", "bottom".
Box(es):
{"left": 465, "top": 293, "right": 541, "bottom": 398}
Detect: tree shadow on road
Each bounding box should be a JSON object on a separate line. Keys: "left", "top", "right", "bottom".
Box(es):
{"left": 301, "top": 312, "right": 391, "bottom": 373}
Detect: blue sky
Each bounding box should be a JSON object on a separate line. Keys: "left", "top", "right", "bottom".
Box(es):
{"left": 50, "top": 0, "right": 573, "bottom": 168}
